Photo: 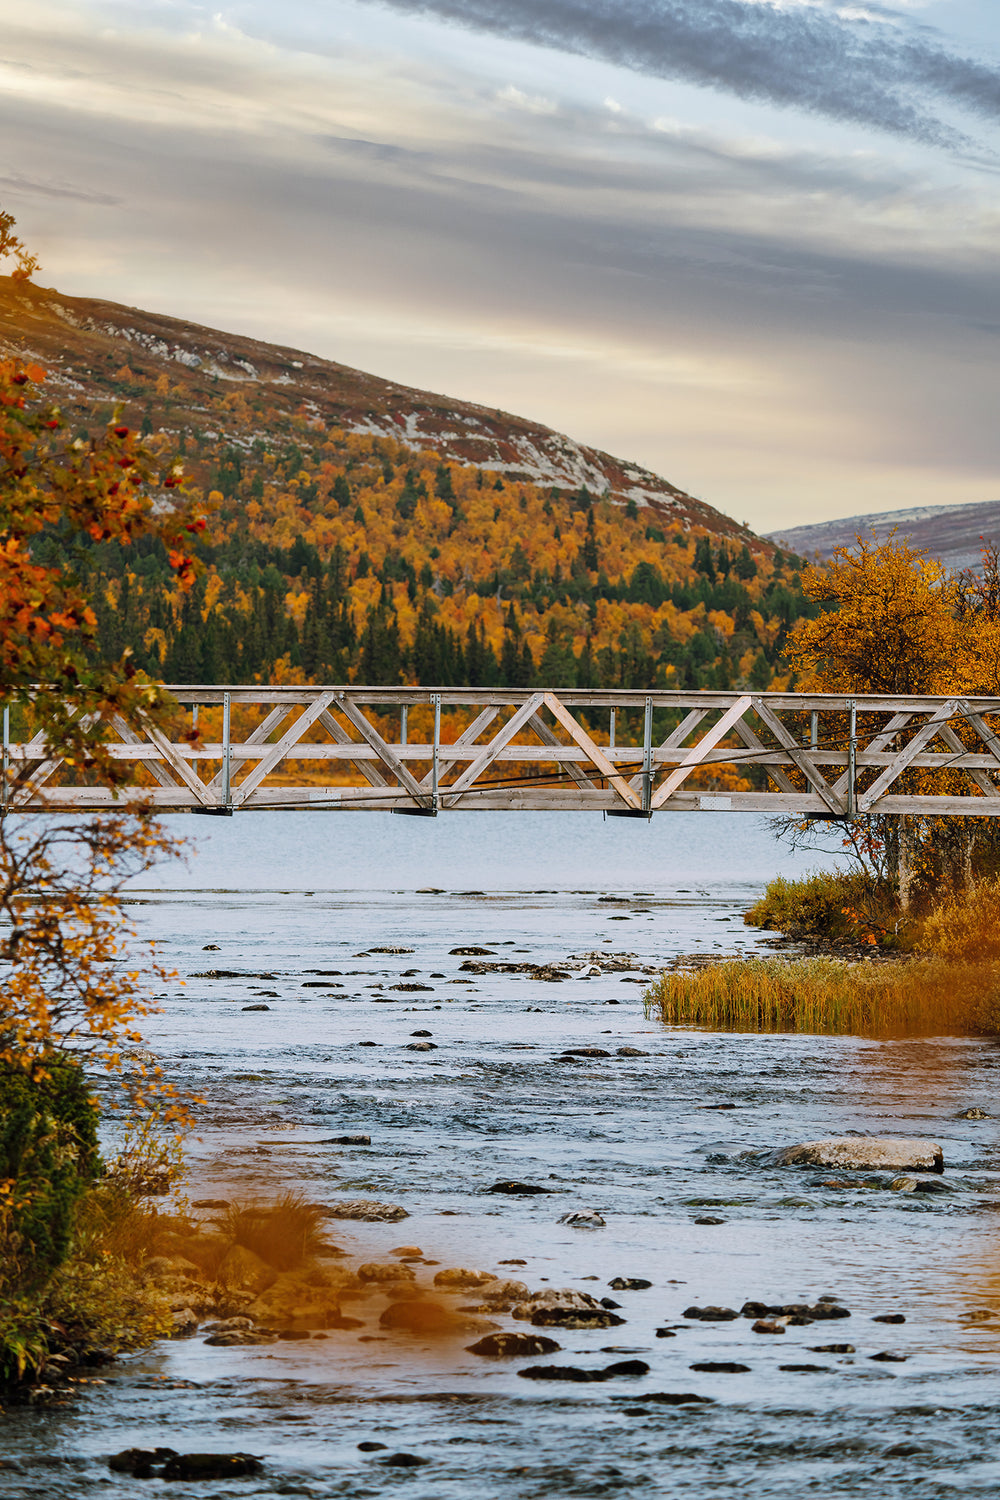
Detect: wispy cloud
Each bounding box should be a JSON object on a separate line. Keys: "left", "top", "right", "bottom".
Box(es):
{"left": 364, "top": 0, "right": 1000, "bottom": 147}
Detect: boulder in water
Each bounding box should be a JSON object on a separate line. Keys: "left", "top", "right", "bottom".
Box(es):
{"left": 776, "top": 1138, "right": 944, "bottom": 1172}
{"left": 467, "top": 1332, "right": 561, "bottom": 1357}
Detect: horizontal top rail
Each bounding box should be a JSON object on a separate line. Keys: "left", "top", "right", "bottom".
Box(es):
{"left": 157, "top": 686, "right": 1000, "bottom": 713}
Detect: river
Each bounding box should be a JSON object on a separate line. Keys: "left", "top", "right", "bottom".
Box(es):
{"left": 3, "top": 812, "right": 999, "bottom": 1498}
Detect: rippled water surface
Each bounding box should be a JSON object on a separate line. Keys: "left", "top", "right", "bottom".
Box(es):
{"left": 3, "top": 814, "right": 999, "bottom": 1498}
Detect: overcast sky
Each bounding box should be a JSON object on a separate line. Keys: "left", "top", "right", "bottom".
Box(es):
{"left": 1, "top": 0, "right": 998, "bottom": 531}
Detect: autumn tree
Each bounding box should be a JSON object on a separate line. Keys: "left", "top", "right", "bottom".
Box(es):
{"left": 783, "top": 533, "right": 1000, "bottom": 905}
{"left": 0, "top": 211, "right": 39, "bottom": 283}
{"left": 784, "top": 534, "right": 957, "bottom": 694}
{"left": 1, "top": 350, "right": 202, "bottom": 1098}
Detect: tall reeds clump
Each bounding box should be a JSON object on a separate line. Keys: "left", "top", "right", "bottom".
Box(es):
{"left": 644, "top": 956, "right": 1000, "bottom": 1037}
{"left": 212, "top": 1192, "right": 332, "bottom": 1273}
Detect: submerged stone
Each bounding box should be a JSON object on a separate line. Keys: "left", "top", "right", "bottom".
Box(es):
{"left": 487, "top": 1180, "right": 553, "bottom": 1195}
{"left": 160, "top": 1453, "right": 263, "bottom": 1480}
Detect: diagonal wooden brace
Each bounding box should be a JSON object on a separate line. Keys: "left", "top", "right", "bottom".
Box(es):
{"left": 140, "top": 718, "right": 216, "bottom": 807}
{"left": 418, "top": 705, "right": 499, "bottom": 790}
{"left": 528, "top": 711, "right": 600, "bottom": 791}
{"left": 234, "top": 691, "right": 344, "bottom": 804}
{"left": 750, "top": 697, "right": 843, "bottom": 816}
{"left": 442, "top": 692, "right": 546, "bottom": 805}
{"left": 318, "top": 709, "right": 390, "bottom": 789}
{"left": 831, "top": 711, "right": 911, "bottom": 798}
{"left": 542, "top": 693, "right": 641, "bottom": 810}
{"left": 628, "top": 708, "right": 707, "bottom": 793}
{"left": 205, "top": 704, "right": 291, "bottom": 791}
{"left": 335, "top": 695, "right": 433, "bottom": 807}
{"left": 858, "top": 700, "right": 960, "bottom": 812}
{"left": 935, "top": 719, "right": 1000, "bottom": 800}
{"left": 652, "top": 695, "right": 753, "bottom": 809}
{"left": 730, "top": 716, "right": 798, "bottom": 794}
{"left": 112, "top": 715, "right": 183, "bottom": 789}
{"left": 965, "top": 709, "right": 1000, "bottom": 769}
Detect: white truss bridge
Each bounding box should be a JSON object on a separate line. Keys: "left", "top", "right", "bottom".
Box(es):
{"left": 4, "top": 687, "right": 1000, "bottom": 818}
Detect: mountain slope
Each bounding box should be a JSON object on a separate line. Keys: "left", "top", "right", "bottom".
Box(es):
{"left": 769, "top": 501, "right": 1000, "bottom": 573}
{"left": 0, "top": 276, "right": 752, "bottom": 541}
{"left": 1, "top": 275, "right": 816, "bottom": 700}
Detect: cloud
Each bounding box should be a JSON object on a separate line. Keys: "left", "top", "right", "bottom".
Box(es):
{"left": 2, "top": 0, "right": 997, "bottom": 528}
{"left": 0, "top": 172, "right": 119, "bottom": 205}
{"left": 362, "top": 0, "right": 1000, "bottom": 147}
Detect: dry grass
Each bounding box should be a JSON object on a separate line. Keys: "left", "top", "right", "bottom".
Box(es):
{"left": 211, "top": 1192, "right": 332, "bottom": 1272}
{"left": 644, "top": 956, "right": 1000, "bottom": 1037}
{"left": 918, "top": 875, "right": 1000, "bottom": 961}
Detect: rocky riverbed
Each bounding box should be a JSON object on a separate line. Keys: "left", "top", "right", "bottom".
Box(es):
{"left": 2, "top": 815, "right": 999, "bottom": 1498}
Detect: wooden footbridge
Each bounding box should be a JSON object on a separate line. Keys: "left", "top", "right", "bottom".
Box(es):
{"left": 5, "top": 687, "right": 1000, "bottom": 817}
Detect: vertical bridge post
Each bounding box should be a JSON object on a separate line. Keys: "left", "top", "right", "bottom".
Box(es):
{"left": 641, "top": 696, "right": 653, "bottom": 816}
{"left": 847, "top": 698, "right": 857, "bottom": 820}
{"left": 222, "top": 691, "right": 232, "bottom": 812}
{"left": 431, "top": 694, "right": 441, "bottom": 815}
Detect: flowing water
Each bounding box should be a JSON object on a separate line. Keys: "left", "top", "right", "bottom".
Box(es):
{"left": 3, "top": 813, "right": 999, "bottom": 1498}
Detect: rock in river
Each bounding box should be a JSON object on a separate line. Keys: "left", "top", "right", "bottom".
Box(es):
{"left": 358, "top": 1262, "right": 416, "bottom": 1283}
{"left": 519, "top": 1359, "right": 649, "bottom": 1382}
{"left": 467, "top": 1332, "right": 561, "bottom": 1357}
{"left": 318, "top": 1200, "right": 408, "bottom": 1222}
{"left": 776, "top": 1138, "right": 944, "bottom": 1172}
{"left": 683, "top": 1305, "right": 739, "bottom": 1322}
{"left": 380, "top": 1301, "right": 497, "bottom": 1336}
{"left": 487, "top": 1180, "right": 554, "bottom": 1195}
{"left": 560, "top": 1208, "right": 606, "bottom": 1228}
{"left": 161, "top": 1454, "right": 263, "bottom": 1481}
{"left": 512, "top": 1287, "right": 626, "bottom": 1329}
{"left": 434, "top": 1267, "right": 498, "bottom": 1290}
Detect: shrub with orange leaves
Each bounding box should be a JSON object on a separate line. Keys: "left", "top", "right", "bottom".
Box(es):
{"left": 1, "top": 355, "right": 203, "bottom": 1120}
{"left": 0, "top": 359, "right": 201, "bottom": 778}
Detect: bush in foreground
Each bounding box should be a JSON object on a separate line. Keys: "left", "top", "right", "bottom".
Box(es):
{"left": 643, "top": 956, "right": 1000, "bottom": 1037}
{"left": 743, "top": 870, "right": 906, "bottom": 948}
{"left": 0, "top": 1061, "right": 178, "bottom": 1387}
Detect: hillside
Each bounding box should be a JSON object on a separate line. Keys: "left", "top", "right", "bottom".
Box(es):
{"left": 1, "top": 276, "right": 814, "bottom": 694}
{"left": 769, "top": 501, "right": 1000, "bottom": 574}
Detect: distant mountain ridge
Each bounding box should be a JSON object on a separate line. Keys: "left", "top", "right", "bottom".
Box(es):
{"left": 770, "top": 501, "right": 1000, "bottom": 573}
{"left": 0, "top": 276, "right": 757, "bottom": 545}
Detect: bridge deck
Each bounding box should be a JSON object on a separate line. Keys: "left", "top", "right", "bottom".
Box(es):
{"left": 4, "top": 687, "right": 1000, "bottom": 816}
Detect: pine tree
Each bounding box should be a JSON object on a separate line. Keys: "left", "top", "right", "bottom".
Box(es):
{"left": 694, "top": 537, "right": 717, "bottom": 584}
{"left": 582, "top": 509, "right": 599, "bottom": 571}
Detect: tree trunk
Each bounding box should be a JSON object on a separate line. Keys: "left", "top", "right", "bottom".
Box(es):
{"left": 887, "top": 816, "right": 920, "bottom": 910}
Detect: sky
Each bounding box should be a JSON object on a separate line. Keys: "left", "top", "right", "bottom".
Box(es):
{"left": 1, "top": 0, "right": 998, "bottom": 533}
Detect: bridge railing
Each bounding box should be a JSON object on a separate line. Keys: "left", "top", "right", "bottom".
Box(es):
{"left": 4, "top": 687, "right": 1000, "bottom": 816}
